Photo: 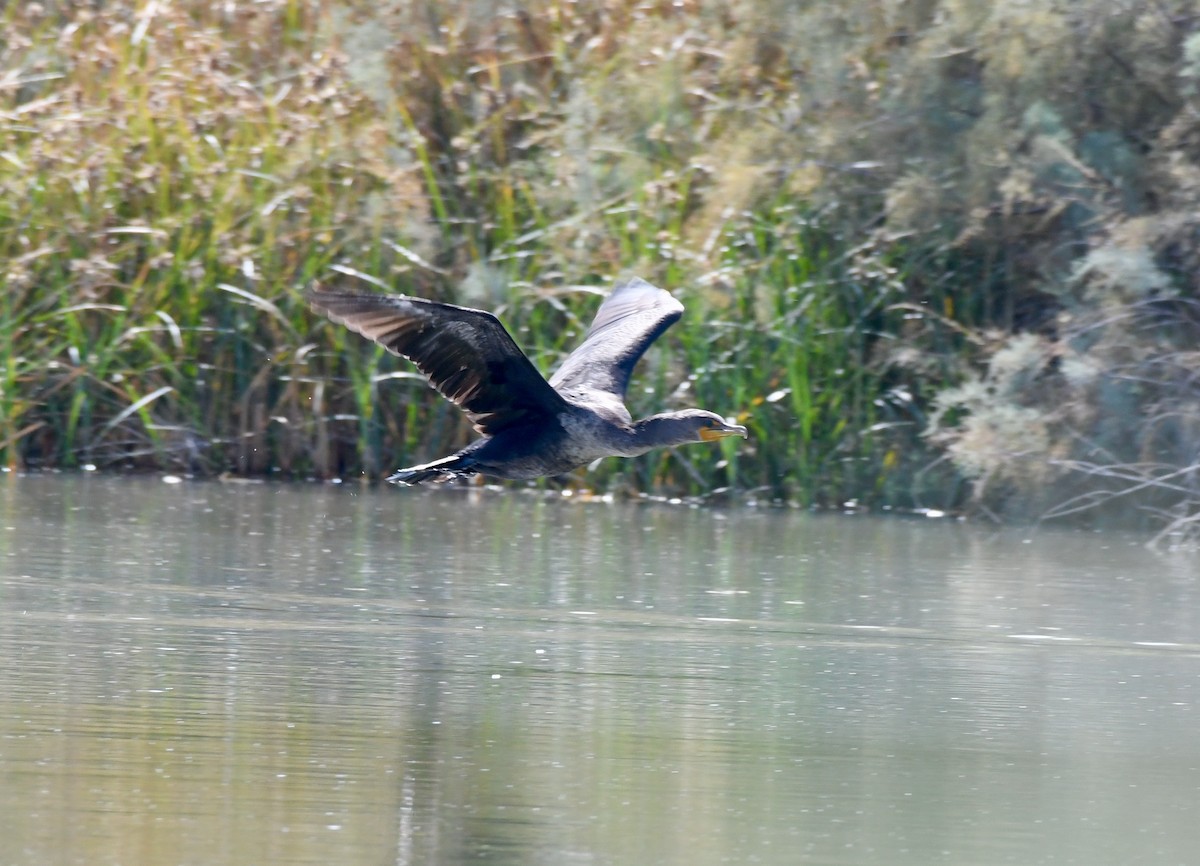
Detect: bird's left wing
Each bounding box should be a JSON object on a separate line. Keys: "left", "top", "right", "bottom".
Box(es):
{"left": 306, "top": 289, "right": 568, "bottom": 436}
{"left": 548, "top": 277, "right": 684, "bottom": 403}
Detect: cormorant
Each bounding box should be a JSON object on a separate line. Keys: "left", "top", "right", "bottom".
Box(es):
{"left": 305, "top": 277, "right": 747, "bottom": 484}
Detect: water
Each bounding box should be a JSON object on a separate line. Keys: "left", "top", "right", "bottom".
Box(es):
{"left": 1, "top": 474, "right": 1198, "bottom": 866}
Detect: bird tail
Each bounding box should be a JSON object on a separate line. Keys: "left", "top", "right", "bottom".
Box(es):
{"left": 387, "top": 454, "right": 478, "bottom": 486}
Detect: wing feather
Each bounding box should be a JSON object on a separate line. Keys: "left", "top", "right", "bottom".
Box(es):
{"left": 305, "top": 289, "right": 567, "bottom": 436}
{"left": 549, "top": 277, "right": 683, "bottom": 403}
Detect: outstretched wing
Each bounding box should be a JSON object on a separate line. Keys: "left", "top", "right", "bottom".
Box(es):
{"left": 306, "top": 289, "right": 568, "bottom": 436}
{"left": 549, "top": 277, "right": 684, "bottom": 402}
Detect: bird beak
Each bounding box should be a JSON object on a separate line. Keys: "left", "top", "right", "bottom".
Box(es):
{"left": 700, "top": 422, "right": 749, "bottom": 442}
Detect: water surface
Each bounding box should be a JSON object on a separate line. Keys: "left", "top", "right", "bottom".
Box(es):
{"left": 2, "top": 475, "right": 1198, "bottom": 865}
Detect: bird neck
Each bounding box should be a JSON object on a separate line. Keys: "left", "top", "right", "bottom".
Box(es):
{"left": 626, "top": 414, "right": 693, "bottom": 455}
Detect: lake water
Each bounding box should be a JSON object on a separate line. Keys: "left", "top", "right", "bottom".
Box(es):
{"left": 1, "top": 474, "right": 1198, "bottom": 865}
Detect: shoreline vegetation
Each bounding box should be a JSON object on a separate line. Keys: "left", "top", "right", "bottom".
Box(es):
{"left": 4, "top": 1, "right": 1200, "bottom": 544}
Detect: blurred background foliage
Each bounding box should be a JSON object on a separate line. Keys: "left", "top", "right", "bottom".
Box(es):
{"left": 4, "top": 0, "right": 1200, "bottom": 537}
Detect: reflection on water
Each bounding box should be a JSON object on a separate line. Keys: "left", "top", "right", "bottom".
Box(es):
{"left": 2, "top": 474, "right": 1199, "bottom": 865}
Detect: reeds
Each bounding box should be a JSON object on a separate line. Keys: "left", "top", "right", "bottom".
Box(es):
{"left": 0, "top": 1, "right": 914, "bottom": 506}
{"left": 6, "top": 0, "right": 1196, "bottom": 526}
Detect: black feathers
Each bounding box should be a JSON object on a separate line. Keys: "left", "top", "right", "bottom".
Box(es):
{"left": 304, "top": 290, "right": 568, "bottom": 436}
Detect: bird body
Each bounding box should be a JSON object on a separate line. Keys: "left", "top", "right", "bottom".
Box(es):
{"left": 306, "top": 277, "right": 747, "bottom": 484}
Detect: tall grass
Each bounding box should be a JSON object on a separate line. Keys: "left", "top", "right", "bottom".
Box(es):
{"left": 2, "top": 3, "right": 369, "bottom": 470}
{"left": 6, "top": 0, "right": 1196, "bottom": 528}
{"left": 0, "top": 0, "right": 917, "bottom": 507}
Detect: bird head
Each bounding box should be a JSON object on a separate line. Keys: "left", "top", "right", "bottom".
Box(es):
{"left": 694, "top": 411, "right": 749, "bottom": 443}
{"left": 655, "top": 409, "right": 747, "bottom": 443}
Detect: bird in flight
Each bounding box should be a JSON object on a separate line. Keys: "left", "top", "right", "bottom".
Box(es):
{"left": 305, "top": 277, "right": 747, "bottom": 484}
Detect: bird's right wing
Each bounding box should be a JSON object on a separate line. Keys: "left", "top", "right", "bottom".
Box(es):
{"left": 306, "top": 289, "right": 568, "bottom": 436}
{"left": 549, "top": 277, "right": 684, "bottom": 403}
